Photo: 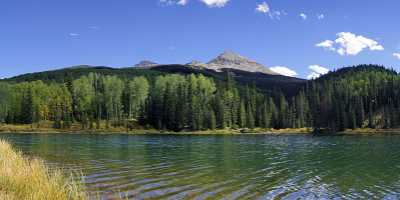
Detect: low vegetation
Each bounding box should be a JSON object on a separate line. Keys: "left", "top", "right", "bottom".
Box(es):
{"left": 0, "top": 139, "right": 87, "bottom": 200}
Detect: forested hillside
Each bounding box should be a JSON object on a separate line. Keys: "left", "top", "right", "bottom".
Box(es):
{"left": 0, "top": 64, "right": 399, "bottom": 132}
{"left": 2, "top": 65, "right": 306, "bottom": 96}
{"left": 306, "top": 65, "right": 400, "bottom": 130}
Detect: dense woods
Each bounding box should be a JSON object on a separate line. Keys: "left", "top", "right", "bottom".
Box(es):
{"left": 0, "top": 65, "right": 399, "bottom": 132}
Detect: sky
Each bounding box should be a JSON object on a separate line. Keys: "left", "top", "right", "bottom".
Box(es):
{"left": 1, "top": 0, "right": 400, "bottom": 79}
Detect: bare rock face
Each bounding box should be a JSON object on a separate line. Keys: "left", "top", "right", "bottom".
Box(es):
{"left": 205, "top": 51, "right": 278, "bottom": 75}
{"left": 134, "top": 60, "right": 158, "bottom": 68}
{"left": 186, "top": 60, "right": 208, "bottom": 69}
{"left": 133, "top": 51, "right": 281, "bottom": 76}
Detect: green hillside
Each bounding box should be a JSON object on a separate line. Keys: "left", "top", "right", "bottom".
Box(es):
{"left": 0, "top": 64, "right": 399, "bottom": 132}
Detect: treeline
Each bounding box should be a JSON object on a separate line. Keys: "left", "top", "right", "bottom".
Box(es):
{"left": 306, "top": 65, "right": 400, "bottom": 131}
{"left": 1, "top": 65, "right": 399, "bottom": 132}
{"left": 0, "top": 72, "right": 309, "bottom": 131}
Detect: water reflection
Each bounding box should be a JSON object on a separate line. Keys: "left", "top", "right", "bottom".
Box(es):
{"left": 1, "top": 134, "right": 400, "bottom": 199}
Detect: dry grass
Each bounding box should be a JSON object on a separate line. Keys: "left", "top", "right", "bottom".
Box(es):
{"left": 0, "top": 140, "right": 87, "bottom": 200}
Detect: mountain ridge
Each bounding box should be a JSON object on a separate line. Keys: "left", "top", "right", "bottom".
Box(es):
{"left": 133, "top": 51, "right": 279, "bottom": 75}
{"left": 205, "top": 51, "right": 278, "bottom": 75}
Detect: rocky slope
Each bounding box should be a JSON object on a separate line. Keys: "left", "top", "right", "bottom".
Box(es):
{"left": 205, "top": 51, "right": 278, "bottom": 75}
{"left": 137, "top": 51, "right": 280, "bottom": 75}
{"left": 134, "top": 60, "right": 158, "bottom": 68}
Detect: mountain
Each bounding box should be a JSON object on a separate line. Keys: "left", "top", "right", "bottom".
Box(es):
{"left": 150, "top": 64, "right": 304, "bottom": 96}
{"left": 135, "top": 51, "right": 279, "bottom": 75}
{"left": 315, "top": 65, "right": 397, "bottom": 81}
{"left": 134, "top": 60, "right": 158, "bottom": 68}
{"left": 1, "top": 51, "right": 306, "bottom": 96}
{"left": 205, "top": 51, "right": 278, "bottom": 75}
{"left": 62, "top": 65, "right": 93, "bottom": 70}
{"left": 2, "top": 64, "right": 305, "bottom": 97}
{"left": 186, "top": 60, "right": 208, "bottom": 69}
{"left": 2, "top": 66, "right": 164, "bottom": 83}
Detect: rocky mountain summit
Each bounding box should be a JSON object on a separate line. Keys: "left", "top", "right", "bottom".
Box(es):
{"left": 186, "top": 60, "right": 208, "bottom": 69}
{"left": 134, "top": 60, "right": 158, "bottom": 68}
{"left": 134, "top": 51, "right": 279, "bottom": 75}
{"left": 205, "top": 51, "right": 278, "bottom": 75}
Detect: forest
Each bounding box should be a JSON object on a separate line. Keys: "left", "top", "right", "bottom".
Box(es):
{"left": 0, "top": 64, "right": 399, "bottom": 132}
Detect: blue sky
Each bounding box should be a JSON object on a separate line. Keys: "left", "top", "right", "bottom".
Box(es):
{"left": 1, "top": 0, "right": 400, "bottom": 79}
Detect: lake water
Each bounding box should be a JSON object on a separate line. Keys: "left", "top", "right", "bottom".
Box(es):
{"left": 1, "top": 133, "right": 400, "bottom": 199}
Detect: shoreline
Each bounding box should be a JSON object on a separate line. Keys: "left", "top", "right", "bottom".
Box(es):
{"left": 0, "top": 139, "right": 87, "bottom": 200}
{"left": 0, "top": 123, "right": 311, "bottom": 135}
{"left": 1, "top": 124, "right": 400, "bottom": 135}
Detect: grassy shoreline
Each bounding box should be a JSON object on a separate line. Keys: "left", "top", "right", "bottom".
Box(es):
{"left": 0, "top": 139, "right": 87, "bottom": 200}
{"left": 0, "top": 123, "right": 313, "bottom": 135}
{"left": 2, "top": 123, "right": 400, "bottom": 135}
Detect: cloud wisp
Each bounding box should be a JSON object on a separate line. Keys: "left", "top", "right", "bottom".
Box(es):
{"left": 316, "top": 32, "right": 384, "bottom": 56}
{"left": 307, "top": 65, "right": 329, "bottom": 79}
{"left": 270, "top": 66, "right": 298, "bottom": 77}
{"left": 317, "top": 14, "right": 325, "bottom": 20}
{"left": 200, "top": 0, "right": 229, "bottom": 7}
{"left": 160, "top": 0, "right": 231, "bottom": 7}
{"left": 69, "top": 33, "right": 79, "bottom": 37}
{"left": 159, "top": 0, "right": 188, "bottom": 6}
{"left": 255, "top": 2, "right": 286, "bottom": 20}
{"left": 300, "top": 13, "right": 307, "bottom": 20}
{"left": 393, "top": 53, "right": 400, "bottom": 60}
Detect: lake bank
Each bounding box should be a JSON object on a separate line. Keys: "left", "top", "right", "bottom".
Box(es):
{"left": 0, "top": 122, "right": 311, "bottom": 135}
{"left": 1, "top": 123, "right": 400, "bottom": 135}
{"left": 0, "top": 139, "right": 86, "bottom": 200}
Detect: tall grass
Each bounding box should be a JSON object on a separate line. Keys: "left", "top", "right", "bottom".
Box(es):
{"left": 0, "top": 139, "right": 87, "bottom": 200}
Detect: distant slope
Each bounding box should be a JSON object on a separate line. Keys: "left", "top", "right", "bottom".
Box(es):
{"left": 315, "top": 64, "right": 397, "bottom": 81}
{"left": 150, "top": 65, "right": 305, "bottom": 96}
{"left": 3, "top": 66, "right": 165, "bottom": 83}
{"left": 2, "top": 64, "right": 306, "bottom": 96}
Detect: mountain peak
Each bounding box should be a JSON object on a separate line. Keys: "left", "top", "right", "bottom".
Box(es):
{"left": 134, "top": 60, "right": 158, "bottom": 68}
{"left": 208, "top": 50, "right": 249, "bottom": 65}
{"left": 206, "top": 51, "right": 278, "bottom": 75}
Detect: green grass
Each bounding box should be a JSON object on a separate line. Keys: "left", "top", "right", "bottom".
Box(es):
{"left": 0, "top": 139, "right": 87, "bottom": 200}
{"left": 0, "top": 122, "right": 313, "bottom": 135}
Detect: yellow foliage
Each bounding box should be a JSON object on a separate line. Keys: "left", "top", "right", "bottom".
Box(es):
{"left": 0, "top": 140, "right": 87, "bottom": 200}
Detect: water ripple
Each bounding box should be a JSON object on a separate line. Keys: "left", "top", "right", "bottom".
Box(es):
{"left": 2, "top": 134, "right": 400, "bottom": 199}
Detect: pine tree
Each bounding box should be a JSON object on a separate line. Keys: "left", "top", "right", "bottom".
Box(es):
{"left": 20, "top": 88, "right": 34, "bottom": 124}
{"left": 239, "top": 100, "right": 246, "bottom": 128}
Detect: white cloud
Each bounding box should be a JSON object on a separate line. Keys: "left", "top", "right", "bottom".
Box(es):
{"left": 69, "top": 33, "right": 79, "bottom": 37}
{"left": 160, "top": 0, "right": 188, "bottom": 6}
{"left": 307, "top": 65, "right": 329, "bottom": 79}
{"left": 316, "top": 40, "right": 335, "bottom": 51}
{"left": 177, "top": 0, "right": 188, "bottom": 5}
{"left": 316, "top": 32, "right": 384, "bottom": 56}
{"left": 300, "top": 13, "right": 307, "bottom": 20}
{"left": 307, "top": 72, "right": 320, "bottom": 80}
{"left": 200, "top": 0, "right": 229, "bottom": 7}
{"left": 269, "top": 10, "right": 286, "bottom": 20}
{"left": 256, "top": 2, "right": 269, "bottom": 13}
{"left": 255, "top": 2, "right": 286, "bottom": 20}
{"left": 317, "top": 14, "right": 325, "bottom": 20}
{"left": 270, "top": 66, "right": 298, "bottom": 77}
{"left": 88, "top": 26, "right": 100, "bottom": 30}
{"left": 393, "top": 53, "right": 400, "bottom": 60}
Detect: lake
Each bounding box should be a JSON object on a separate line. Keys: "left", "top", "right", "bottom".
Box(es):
{"left": 1, "top": 133, "right": 400, "bottom": 199}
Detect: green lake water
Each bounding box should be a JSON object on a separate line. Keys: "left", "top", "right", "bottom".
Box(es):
{"left": 1, "top": 133, "right": 400, "bottom": 199}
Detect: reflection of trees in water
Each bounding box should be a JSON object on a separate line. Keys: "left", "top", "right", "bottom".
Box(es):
{"left": 3, "top": 134, "right": 400, "bottom": 199}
